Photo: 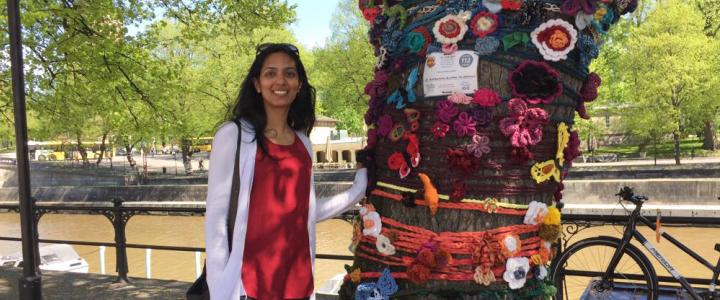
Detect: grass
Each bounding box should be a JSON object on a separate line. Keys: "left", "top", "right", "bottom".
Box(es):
{"left": 594, "top": 139, "right": 718, "bottom": 159}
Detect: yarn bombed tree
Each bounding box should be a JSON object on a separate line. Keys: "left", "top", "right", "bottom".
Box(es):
{"left": 342, "top": 0, "right": 638, "bottom": 299}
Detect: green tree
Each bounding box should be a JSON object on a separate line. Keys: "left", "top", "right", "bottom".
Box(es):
{"left": 312, "top": 0, "right": 375, "bottom": 134}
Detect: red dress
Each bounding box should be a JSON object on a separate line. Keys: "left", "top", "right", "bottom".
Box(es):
{"left": 242, "top": 134, "right": 313, "bottom": 300}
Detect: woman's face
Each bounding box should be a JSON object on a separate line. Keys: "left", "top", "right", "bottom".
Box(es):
{"left": 253, "top": 52, "right": 301, "bottom": 110}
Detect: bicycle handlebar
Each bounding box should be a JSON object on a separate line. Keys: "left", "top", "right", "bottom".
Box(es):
{"left": 615, "top": 186, "right": 648, "bottom": 205}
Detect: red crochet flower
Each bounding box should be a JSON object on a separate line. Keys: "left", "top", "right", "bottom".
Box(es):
{"left": 446, "top": 149, "right": 477, "bottom": 173}
{"left": 470, "top": 12, "right": 498, "bottom": 38}
{"left": 431, "top": 121, "right": 451, "bottom": 138}
{"left": 453, "top": 112, "right": 477, "bottom": 137}
{"left": 438, "top": 19, "right": 462, "bottom": 39}
{"left": 362, "top": 7, "right": 382, "bottom": 22}
{"left": 577, "top": 72, "right": 602, "bottom": 119}
{"left": 407, "top": 263, "right": 431, "bottom": 285}
{"left": 473, "top": 88, "right": 502, "bottom": 107}
{"left": 499, "top": 98, "right": 549, "bottom": 148}
{"left": 502, "top": 0, "right": 524, "bottom": 10}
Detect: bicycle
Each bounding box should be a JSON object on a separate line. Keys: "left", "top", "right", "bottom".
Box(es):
{"left": 551, "top": 186, "right": 720, "bottom": 300}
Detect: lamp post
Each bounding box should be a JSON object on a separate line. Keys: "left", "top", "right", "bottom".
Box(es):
{"left": 6, "top": 0, "right": 42, "bottom": 298}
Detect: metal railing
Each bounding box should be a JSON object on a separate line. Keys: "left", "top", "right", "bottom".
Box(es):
{"left": 0, "top": 200, "right": 355, "bottom": 283}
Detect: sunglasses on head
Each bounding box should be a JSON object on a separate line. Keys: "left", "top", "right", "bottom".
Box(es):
{"left": 255, "top": 43, "right": 300, "bottom": 56}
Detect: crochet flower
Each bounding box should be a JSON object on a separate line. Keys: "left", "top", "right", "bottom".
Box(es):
{"left": 453, "top": 112, "right": 477, "bottom": 137}
{"left": 578, "top": 72, "right": 601, "bottom": 119}
{"left": 442, "top": 43, "right": 458, "bottom": 54}
{"left": 561, "top": 0, "right": 598, "bottom": 16}
{"left": 524, "top": 201, "right": 549, "bottom": 225}
{"left": 564, "top": 130, "right": 581, "bottom": 166}
{"left": 474, "top": 36, "right": 500, "bottom": 55}
{"left": 366, "top": 128, "right": 378, "bottom": 149}
{"left": 482, "top": 0, "right": 502, "bottom": 13}
{"left": 448, "top": 92, "right": 473, "bottom": 105}
{"left": 364, "top": 70, "right": 390, "bottom": 98}
{"left": 432, "top": 121, "right": 451, "bottom": 138}
{"left": 499, "top": 234, "right": 522, "bottom": 258}
{"left": 362, "top": 210, "right": 382, "bottom": 237}
{"left": 508, "top": 60, "right": 563, "bottom": 104}
{"left": 473, "top": 88, "right": 502, "bottom": 107}
{"left": 376, "top": 234, "right": 396, "bottom": 256}
{"left": 376, "top": 114, "right": 394, "bottom": 137}
{"left": 575, "top": 12, "right": 595, "bottom": 30}
{"left": 499, "top": 98, "right": 549, "bottom": 148}
{"left": 407, "top": 263, "right": 431, "bottom": 285}
{"left": 465, "top": 134, "right": 491, "bottom": 158}
{"left": 577, "top": 34, "right": 599, "bottom": 67}
{"left": 502, "top": 0, "right": 523, "bottom": 11}
{"left": 381, "top": 30, "right": 404, "bottom": 54}
{"left": 446, "top": 149, "right": 477, "bottom": 173}
{"left": 474, "top": 266, "right": 495, "bottom": 286}
{"left": 531, "top": 19, "right": 578, "bottom": 62}
{"left": 432, "top": 11, "right": 471, "bottom": 45}
{"left": 407, "top": 27, "right": 432, "bottom": 56}
{"left": 362, "top": 6, "right": 383, "bottom": 23}
{"left": 355, "top": 268, "right": 398, "bottom": 300}
{"left": 469, "top": 107, "right": 493, "bottom": 127}
{"left": 436, "top": 100, "right": 459, "bottom": 123}
{"left": 592, "top": 4, "right": 615, "bottom": 35}
{"left": 503, "top": 257, "right": 530, "bottom": 289}
{"left": 470, "top": 12, "right": 498, "bottom": 38}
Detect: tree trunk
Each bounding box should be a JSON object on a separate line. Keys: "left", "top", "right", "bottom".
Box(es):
{"left": 96, "top": 132, "right": 108, "bottom": 166}
{"left": 125, "top": 144, "right": 136, "bottom": 168}
{"left": 75, "top": 134, "right": 89, "bottom": 165}
{"left": 673, "top": 132, "right": 681, "bottom": 165}
{"left": 702, "top": 119, "right": 717, "bottom": 150}
{"left": 181, "top": 138, "right": 193, "bottom": 175}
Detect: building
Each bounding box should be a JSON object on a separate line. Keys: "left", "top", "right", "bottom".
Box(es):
{"left": 311, "top": 116, "right": 365, "bottom": 168}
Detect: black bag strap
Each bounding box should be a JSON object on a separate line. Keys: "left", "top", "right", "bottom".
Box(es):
{"left": 226, "top": 119, "right": 243, "bottom": 253}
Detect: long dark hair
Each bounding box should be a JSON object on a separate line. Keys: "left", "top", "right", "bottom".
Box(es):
{"left": 229, "top": 43, "right": 316, "bottom": 155}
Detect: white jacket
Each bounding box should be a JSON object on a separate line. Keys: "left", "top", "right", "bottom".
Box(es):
{"left": 204, "top": 120, "right": 368, "bottom": 300}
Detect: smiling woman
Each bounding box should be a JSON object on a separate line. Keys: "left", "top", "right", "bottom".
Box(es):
{"left": 200, "top": 43, "right": 369, "bottom": 300}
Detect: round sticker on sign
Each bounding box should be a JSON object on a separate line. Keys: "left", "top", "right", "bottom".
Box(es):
{"left": 426, "top": 56, "right": 436, "bottom": 68}
{"left": 459, "top": 54, "right": 474, "bottom": 68}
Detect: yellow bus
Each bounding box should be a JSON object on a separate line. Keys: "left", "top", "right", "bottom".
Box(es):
{"left": 192, "top": 137, "right": 213, "bottom": 153}
{"left": 28, "top": 141, "right": 114, "bottom": 161}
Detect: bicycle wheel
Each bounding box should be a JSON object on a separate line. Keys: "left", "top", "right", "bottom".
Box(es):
{"left": 551, "top": 237, "right": 658, "bottom": 300}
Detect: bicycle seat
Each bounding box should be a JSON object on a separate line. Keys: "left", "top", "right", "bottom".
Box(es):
{"left": 715, "top": 243, "right": 720, "bottom": 252}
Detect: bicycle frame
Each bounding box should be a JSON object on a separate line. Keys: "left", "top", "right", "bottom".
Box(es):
{"left": 602, "top": 201, "right": 720, "bottom": 300}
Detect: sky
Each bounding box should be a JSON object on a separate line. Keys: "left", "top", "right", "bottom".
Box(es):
{"left": 287, "top": 0, "right": 342, "bottom": 49}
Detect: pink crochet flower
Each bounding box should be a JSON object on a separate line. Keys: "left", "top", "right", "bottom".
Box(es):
{"left": 466, "top": 134, "right": 491, "bottom": 158}
{"left": 453, "top": 112, "right": 477, "bottom": 137}
{"left": 499, "top": 98, "right": 549, "bottom": 148}
{"left": 364, "top": 70, "right": 390, "bottom": 98}
{"left": 432, "top": 121, "right": 451, "bottom": 138}
{"left": 442, "top": 43, "right": 459, "bottom": 54}
{"left": 376, "top": 114, "right": 394, "bottom": 137}
{"left": 564, "top": 130, "right": 581, "bottom": 166}
{"left": 436, "top": 100, "right": 459, "bottom": 123}
{"left": 577, "top": 72, "right": 601, "bottom": 119}
{"left": 448, "top": 92, "right": 473, "bottom": 105}
{"left": 473, "top": 88, "right": 502, "bottom": 107}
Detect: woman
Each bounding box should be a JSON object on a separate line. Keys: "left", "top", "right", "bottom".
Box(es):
{"left": 204, "top": 43, "right": 368, "bottom": 300}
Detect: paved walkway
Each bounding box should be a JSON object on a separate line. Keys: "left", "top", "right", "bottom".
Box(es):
{"left": 0, "top": 267, "right": 189, "bottom": 299}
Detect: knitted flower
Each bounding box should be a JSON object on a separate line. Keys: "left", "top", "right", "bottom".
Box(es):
{"left": 531, "top": 19, "right": 578, "bottom": 62}
{"left": 474, "top": 36, "right": 500, "bottom": 55}
{"left": 432, "top": 11, "right": 471, "bottom": 45}
{"left": 577, "top": 34, "right": 599, "bottom": 67}
{"left": 470, "top": 12, "right": 498, "bottom": 38}
{"left": 431, "top": 121, "right": 451, "bottom": 138}
{"left": 473, "top": 88, "right": 502, "bottom": 107}
{"left": 499, "top": 234, "right": 522, "bottom": 258}
{"left": 362, "top": 6, "right": 383, "bottom": 23}
{"left": 502, "top": 0, "right": 524, "bottom": 11}
{"left": 508, "top": 60, "right": 563, "bottom": 104}
{"left": 446, "top": 149, "right": 477, "bottom": 173}
{"left": 376, "top": 234, "right": 396, "bottom": 256}
{"left": 448, "top": 92, "right": 473, "bottom": 105}
{"left": 535, "top": 265, "right": 549, "bottom": 280}
{"left": 469, "top": 106, "right": 493, "bottom": 127}
{"left": 592, "top": 4, "right": 615, "bottom": 35}
{"left": 474, "top": 266, "right": 495, "bottom": 286}
{"left": 575, "top": 12, "right": 595, "bottom": 30}
{"left": 564, "top": 130, "right": 581, "bottom": 166}
{"left": 362, "top": 210, "right": 382, "bottom": 237}
{"left": 407, "top": 27, "right": 432, "bottom": 56}
{"left": 442, "top": 43, "right": 458, "bottom": 55}
{"left": 364, "top": 70, "right": 390, "bottom": 98}
{"left": 407, "top": 263, "right": 431, "bottom": 285}
{"left": 499, "top": 98, "right": 549, "bottom": 148}
{"left": 436, "top": 100, "right": 459, "bottom": 123}
{"left": 465, "top": 134, "right": 491, "bottom": 158}
{"left": 523, "top": 201, "right": 549, "bottom": 225}
{"left": 453, "top": 112, "right": 477, "bottom": 137}
{"left": 482, "top": 0, "right": 502, "bottom": 13}
{"left": 561, "top": 0, "right": 598, "bottom": 16}
{"left": 376, "top": 114, "right": 394, "bottom": 137}
{"left": 503, "top": 257, "right": 530, "bottom": 289}
{"left": 577, "top": 72, "right": 601, "bottom": 119}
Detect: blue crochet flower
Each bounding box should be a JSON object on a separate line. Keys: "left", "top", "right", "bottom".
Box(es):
{"left": 577, "top": 34, "right": 599, "bottom": 68}
{"left": 474, "top": 36, "right": 500, "bottom": 55}
{"left": 381, "top": 30, "right": 404, "bottom": 54}
{"left": 355, "top": 268, "right": 398, "bottom": 300}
